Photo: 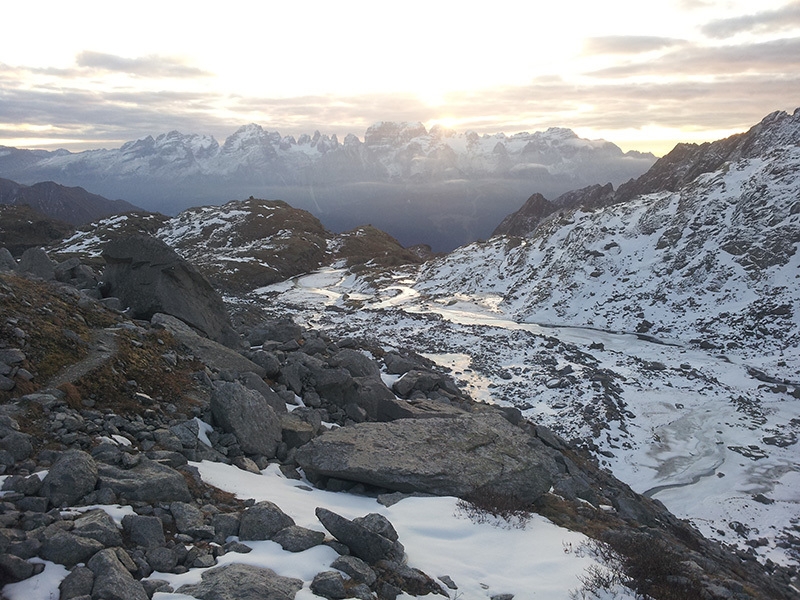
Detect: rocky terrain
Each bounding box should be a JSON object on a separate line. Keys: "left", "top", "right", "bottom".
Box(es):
{"left": 0, "top": 226, "right": 795, "bottom": 599}
{"left": 0, "top": 124, "right": 656, "bottom": 251}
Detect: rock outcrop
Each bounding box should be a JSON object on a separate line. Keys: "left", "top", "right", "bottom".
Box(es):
{"left": 101, "top": 234, "right": 239, "bottom": 348}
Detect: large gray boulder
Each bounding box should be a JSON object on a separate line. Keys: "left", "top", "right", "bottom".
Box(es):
{"left": 40, "top": 450, "right": 98, "bottom": 508}
{"left": 210, "top": 381, "right": 282, "bottom": 457}
{"left": 296, "top": 412, "right": 558, "bottom": 503}
{"left": 177, "top": 563, "right": 303, "bottom": 600}
{"left": 17, "top": 247, "right": 55, "bottom": 279}
{"left": 102, "top": 235, "right": 239, "bottom": 348}
{"left": 96, "top": 457, "right": 191, "bottom": 503}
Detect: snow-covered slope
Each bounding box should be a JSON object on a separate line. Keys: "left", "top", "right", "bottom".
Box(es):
{"left": 414, "top": 109, "right": 800, "bottom": 375}
{"left": 248, "top": 109, "right": 800, "bottom": 569}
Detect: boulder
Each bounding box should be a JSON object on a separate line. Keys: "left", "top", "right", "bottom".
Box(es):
{"left": 238, "top": 501, "right": 295, "bottom": 541}
{"left": 58, "top": 565, "right": 94, "bottom": 598}
{"left": 72, "top": 509, "right": 123, "bottom": 547}
{"left": 39, "top": 530, "right": 104, "bottom": 569}
{"left": 315, "top": 508, "right": 404, "bottom": 564}
{"left": 310, "top": 570, "right": 347, "bottom": 599}
{"left": 87, "top": 548, "right": 149, "bottom": 600}
{"left": 0, "top": 248, "right": 16, "bottom": 271}
{"left": 97, "top": 457, "right": 191, "bottom": 503}
{"left": 271, "top": 525, "right": 325, "bottom": 552}
{"left": 177, "top": 563, "right": 303, "bottom": 600}
{"left": 327, "top": 349, "right": 382, "bottom": 379}
{"left": 123, "top": 514, "right": 165, "bottom": 548}
{"left": 17, "top": 247, "right": 55, "bottom": 280}
{"left": 170, "top": 501, "right": 214, "bottom": 539}
{"left": 40, "top": 450, "right": 98, "bottom": 508}
{"left": 297, "top": 412, "right": 557, "bottom": 503}
{"left": 101, "top": 235, "right": 239, "bottom": 348}
{"left": 248, "top": 319, "right": 303, "bottom": 345}
{"left": 210, "top": 382, "right": 282, "bottom": 457}
{"left": 330, "top": 555, "right": 377, "bottom": 586}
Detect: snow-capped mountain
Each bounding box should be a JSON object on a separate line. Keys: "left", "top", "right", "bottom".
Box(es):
{"left": 0, "top": 124, "right": 656, "bottom": 251}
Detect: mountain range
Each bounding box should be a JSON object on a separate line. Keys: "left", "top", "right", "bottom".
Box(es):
{"left": 0, "top": 123, "right": 656, "bottom": 251}
{"left": 0, "top": 107, "right": 798, "bottom": 599}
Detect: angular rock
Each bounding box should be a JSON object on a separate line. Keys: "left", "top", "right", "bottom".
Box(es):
{"left": 59, "top": 565, "right": 95, "bottom": 599}
{"left": 97, "top": 457, "right": 191, "bottom": 503}
{"left": 330, "top": 555, "right": 377, "bottom": 586}
{"left": 271, "top": 525, "right": 325, "bottom": 552}
{"left": 328, "top": 349, "right": 382, "bottom": 379}
{"left": 248, "top": 319, "right": 303, "bottom": 345}
{"left": 40, "top": 530, "right": 104, "bottom": 569}
{"left": 280, "top": 413, "right": 315, "bottom": 449}
{"left": 238, "top": 371, "right": 287, "bottom": 413}
{"left": 87, "top": 548, "right": 149, "bottom": 600}
{"left": 177, "top": 563, "right": 303, "bottom": 600}
{"left": 171, "top": 501, "right": 214, "bottom": 539}
{"left": 124, "top": 514, "right": 165, "bottom": 548}
{"left": 315, "top": 508, "right": 404, "bottom": 564}
{"left": 40, "top": 450, "right": 98, "bottom": 508}
{"left": 0, "top": 431, "right": 33, "bottom": 462}
{"left": 72, "top": 509, "right": 123, "bottom": 547}
{"left": 17, "top": 247, "right": 55, "bottom": 280}
{"left": 102, "top": 234, "right": 239, "bottom": 348}
{"left": 211, "top": 381, "right": 282, "bottom": 457}
{"left": 297, "top": 413, "right": 557, "bottom": 503}
{"left": 238, "top": 501, "right": 295, "bottom": 541}
{"left": 0, "top": 552, "right": 35, "bottom": 582}
{"left": 310, "top": 570, "right": 347, "bottom": 599}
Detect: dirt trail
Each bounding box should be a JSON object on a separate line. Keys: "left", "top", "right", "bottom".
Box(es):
{"left": 46, "top": 328, "right": 118, "bottom": 389}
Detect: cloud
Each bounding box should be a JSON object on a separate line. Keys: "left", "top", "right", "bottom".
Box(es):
{"left": 75, "top": 51, "right": 212, "bottom": 78}
{"left": 583, "top": 36, "right": 686, "bottom": 55}
{"left": 702, "top": 1, "right": 800, "bottom": 38}
{"left": 588, "top": 37, "right": 800, "bottom": 77}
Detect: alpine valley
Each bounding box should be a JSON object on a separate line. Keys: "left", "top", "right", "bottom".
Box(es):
{"left": 0, "top": 109, "right": 798, "bottom": 600}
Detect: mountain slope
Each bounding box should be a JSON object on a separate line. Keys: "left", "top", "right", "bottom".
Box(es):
{"left": 0, "top": 177, "right": 140, "bottom": 225}
{"left": 415, "top": 108, "right": 800, "bottom": 375}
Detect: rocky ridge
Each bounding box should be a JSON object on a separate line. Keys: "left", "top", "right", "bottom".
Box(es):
{"left": 52, "top": 198, "right": 427, "bottom": 294}
{"left": 0, "top": 243, "right": 793, "bottom": 599}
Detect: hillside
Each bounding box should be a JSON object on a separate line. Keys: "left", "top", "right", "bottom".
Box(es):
{"left": 52, "top": 199, "right": 425, "bottom": 293}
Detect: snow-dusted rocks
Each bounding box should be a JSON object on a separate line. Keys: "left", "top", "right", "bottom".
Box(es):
{"left": 177, "top": 563, "right": 303, "bottom": 600}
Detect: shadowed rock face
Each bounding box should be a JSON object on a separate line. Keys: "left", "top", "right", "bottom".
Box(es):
{"left": 296, "top": 412, "right": 558, "bottom": 503}
{"left": 101, "top": 234, "right": 240, "bottom": 348}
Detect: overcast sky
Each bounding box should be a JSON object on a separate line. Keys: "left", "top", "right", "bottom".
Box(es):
{"left": 1, "top": 0, "right": 798, "bottom": 155}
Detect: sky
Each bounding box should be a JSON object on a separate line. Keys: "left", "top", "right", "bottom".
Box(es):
{"left": 1, "top": 0, "right": 799, "bottom": 156}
